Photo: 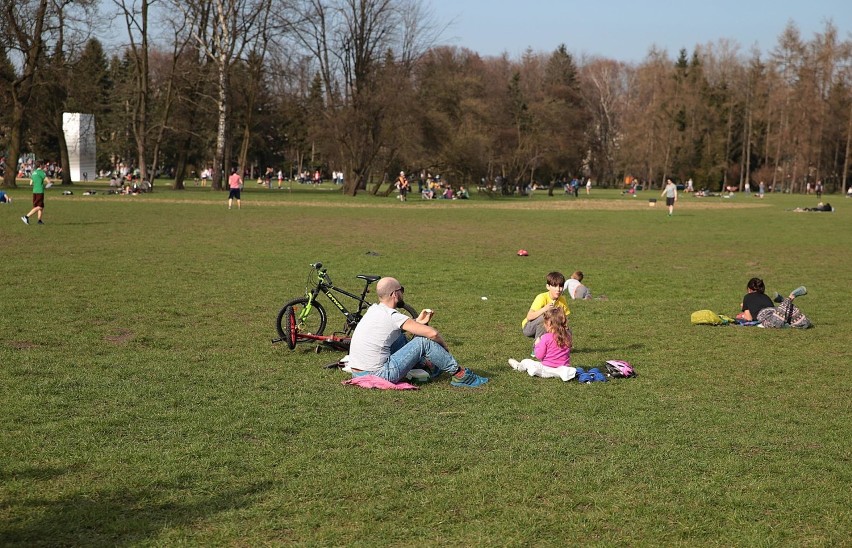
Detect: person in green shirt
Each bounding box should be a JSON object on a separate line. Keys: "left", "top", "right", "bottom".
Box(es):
{"left": 22, "top": 161, "right": 51, "bottom": 225}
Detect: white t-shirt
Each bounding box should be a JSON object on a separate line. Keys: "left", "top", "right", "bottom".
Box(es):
{"left": 564, "top": 278, "right": 590, "bottom": 300}
{"left": 564, "top": 279, "right": 581, "bottom": 299}
{"left": 347, "top": 303, "right": 409, "bottom": 372}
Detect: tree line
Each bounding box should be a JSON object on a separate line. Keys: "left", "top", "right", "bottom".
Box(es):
{"left": 2, "top": 0, "right": 850, "bottom": 195}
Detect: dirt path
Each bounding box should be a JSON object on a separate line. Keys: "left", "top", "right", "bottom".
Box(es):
{"left": 65, "top": 195, "right": 768, "bottom": 211}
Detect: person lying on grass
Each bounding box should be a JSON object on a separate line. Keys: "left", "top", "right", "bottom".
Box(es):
{"left": 737, "top": 277, "right": 811, "bottom": 328}
{"left": 564, "top": 270, "right": 592, "bottom": 300}
{"left": 347, "top": 277, "right": 489, "bottom": 388}
{"left": 792, "top": 202, "right": 833, "bottom": 212}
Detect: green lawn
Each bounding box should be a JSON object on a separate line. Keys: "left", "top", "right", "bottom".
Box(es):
{"left": 2, "top": 184, "right": 850, "bottom": 545}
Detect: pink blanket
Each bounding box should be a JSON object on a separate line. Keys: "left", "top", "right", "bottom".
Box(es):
{"left": 341, "top": 375, "right": 419, "bottom": 390}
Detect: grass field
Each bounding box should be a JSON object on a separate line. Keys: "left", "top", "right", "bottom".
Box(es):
{"left": 2, "top": 183, "right": 850, "bottom": 545}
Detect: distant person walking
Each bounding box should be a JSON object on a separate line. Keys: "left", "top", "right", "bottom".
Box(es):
{"left": 661, "top": 178, "right": 677, "bottom": 216}
{"left": 22, "top": 160, "right": 51, "bottom": 225}
{"left": 396, "top": 171, "right": 409, "bottom": 202}
{"left": 228, "top": 168, "right": 243, "bottom": 209}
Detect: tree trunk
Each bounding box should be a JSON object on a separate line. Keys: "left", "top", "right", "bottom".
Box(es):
{"left": 723, "top": 103, "right": 734, "bottom": 188}
{"left": 743, "top": 107, "right": 753, "bottom": 191}
{"left": 238, "top": 124, "right": 251, "bottom": 176}
{"left": 212, "top": 58, "right": 228, "bottom": 191}
{"left": 842, "top": 101, "right": 852, "bottom": 194}
{"left": 772, "top": 112, "right": 783, "bottom": 190}
{"left": 172, "top": 135, "right": 193, "bottom": 190}
{"left": 2, "top": 102, "right": 24, "bottom": 188}
{"left": 149, "top": 145, "right": 159, "bottom": 191}
{"left": 345, "top": 168, "right": 366, "bottom": 196}
{"left": 58, "top": 127, "right": 72, "bottom": 185}
{"left": 130, "top": 0, "right": 150, "bottom": 184}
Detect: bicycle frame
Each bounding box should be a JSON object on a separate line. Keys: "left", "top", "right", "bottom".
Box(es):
{"left": 300, "top": 263, "right": 374, "bottom": 332}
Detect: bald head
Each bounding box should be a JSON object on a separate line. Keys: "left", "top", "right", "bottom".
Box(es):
{"left": 376, "top": 277, "right": 403, "bottom": 300}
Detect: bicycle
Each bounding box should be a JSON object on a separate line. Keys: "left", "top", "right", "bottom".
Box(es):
{"left": 273, "top": 262, "right": 417, "bottom": 351}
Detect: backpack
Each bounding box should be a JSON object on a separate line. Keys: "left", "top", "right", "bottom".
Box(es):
{"left": 604, "top": 360, "right": 636, "bottom": 378}
{"left": 691, "top": 309, "right": 723, "bottom": 325}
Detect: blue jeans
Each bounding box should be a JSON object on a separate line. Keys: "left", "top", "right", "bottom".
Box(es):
{"left": 371, "top": 335, "right": 461, "bottom": 383}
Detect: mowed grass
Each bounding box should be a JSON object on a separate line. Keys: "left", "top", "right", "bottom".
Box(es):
{"left": 1, "top": 184, "right": 850, "bottom": 545}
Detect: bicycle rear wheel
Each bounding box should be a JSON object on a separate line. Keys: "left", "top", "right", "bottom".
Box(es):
{"left": 279, "top": 305, "right": 297, "bottom": 349}
{"left": 276, "top": 298, "right": 327, "bottom": 345}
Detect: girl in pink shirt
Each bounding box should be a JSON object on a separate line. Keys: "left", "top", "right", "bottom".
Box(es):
{"left": 509, "top": 308, "right": 574, "bottom": 380}
{"left": 228, "top": 168, "right": 243, "bottom": 209}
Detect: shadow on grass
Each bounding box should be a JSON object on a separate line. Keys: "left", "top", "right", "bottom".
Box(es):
{"left": 0, "top": 477, "right": 274, "bottom": 546}
{"left": 0, "top": 465, "right": 73, "bottom": 483}
{"left": 573, "top": 343, "right": 646, "bottom": 353}
{"left": 53, "top": 221, "right": 117, "bottom": 226}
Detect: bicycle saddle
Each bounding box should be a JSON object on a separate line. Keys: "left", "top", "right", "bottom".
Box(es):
{"left": 356, "top": 274, "right": 381, "bottom": 283}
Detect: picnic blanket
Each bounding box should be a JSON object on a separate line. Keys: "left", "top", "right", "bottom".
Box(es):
{"left": 341, "top": 375, "right": 419, "bottom": 390}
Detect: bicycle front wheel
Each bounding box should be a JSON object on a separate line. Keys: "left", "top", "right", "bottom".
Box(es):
{"left": 276, "top": 298, "right": 327, "bottom": 345}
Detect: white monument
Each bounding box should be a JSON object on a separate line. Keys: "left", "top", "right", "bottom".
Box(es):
{"left": 62, "top": 113, "right": 96, "bottom": 182}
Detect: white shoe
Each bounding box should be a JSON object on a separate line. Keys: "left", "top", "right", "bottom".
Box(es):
{"left": 508, "top": 358, "right": 521, "bottom": 370}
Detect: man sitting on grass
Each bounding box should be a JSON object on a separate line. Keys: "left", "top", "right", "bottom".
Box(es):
{"left": 347, "top": 277, "right": 489, "bottom": 388}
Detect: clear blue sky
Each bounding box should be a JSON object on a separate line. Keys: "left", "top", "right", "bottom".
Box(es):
{"left": 427, "top": 0, "right": 851, "bottom": 62}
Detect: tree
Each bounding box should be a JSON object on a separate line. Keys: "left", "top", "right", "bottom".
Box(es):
{"left": 538, "top": 44, "right": 587, "bottom": 190}
{"left": 1, "top": 0, "right": 51, "bottom": 188}
{"left": 173, "top": 0, "right": 273, "bottom": 190}
{"left": 0, "top": 48, "right": 17, "bottom": 171}
{"left": 167, "top": 42, "right": 215, "bottom": 189}
{"left": 113, "top": 0, "right": 154, "bottom": 184}
{"left": 769, "top": 22, "right": 805, "bottom": 192}
{"left": 66, "top": 38, "right": 114, "bottom": 172}
{"left": 412, "top": 46, "right": 491, "bottom": 185}
{"left": 2, "top": 0, "right": 96, "bottom": 188}
{"left": 580, "top": 57, "right": 629, "bottom": 186}
{"left": 233, "top": 34, "right": 275, "bottom": 178}
{"left": 617, "top": 47, "right": 672, "bottom": 187}
{"left": 283, "top": 0, "right": 440, "bottom": 195}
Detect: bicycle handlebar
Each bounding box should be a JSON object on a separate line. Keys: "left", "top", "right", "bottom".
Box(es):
{"left": 311, "top": 262, "right": 331, "bottom": 284}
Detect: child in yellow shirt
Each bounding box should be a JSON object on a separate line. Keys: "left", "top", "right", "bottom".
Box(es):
{"left": 522, "top": 271, "right": 571, "bottom": 341}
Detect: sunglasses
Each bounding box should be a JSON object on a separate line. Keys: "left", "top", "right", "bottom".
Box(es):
{"left": 394, "top": 286, "right": 405, "bottom": 294}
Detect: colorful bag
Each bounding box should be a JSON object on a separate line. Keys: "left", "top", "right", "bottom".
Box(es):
{"left": 691, "top": 309, "right": 723, "bottom": 325}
